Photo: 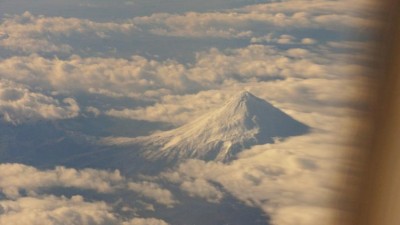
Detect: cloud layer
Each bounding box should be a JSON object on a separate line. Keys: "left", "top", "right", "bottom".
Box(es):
{"left": 0, "top": 164, "right": 123, "bottom": 198}
{"left": 0, "top": 195, "right": 118, "bottom": 225}
{"left": 160, "top": 132, "right": 358, "bottom": 225}
{"left": 0, "top": 195, "right": 170, "bottom": 225}
{"left": 0, "top": 42, "right": 366, "bottom": 124}
{"left": 0, "top": 11, "right": 135, "bottom": 54}
{"left": 0, "top": 0, "right": 374, "bottom": 224}
{"left": 133, "top": 0, "right": 376, "bottom": 39}
{"left": 0, "top": 163, "right": 173, "bottom": 225}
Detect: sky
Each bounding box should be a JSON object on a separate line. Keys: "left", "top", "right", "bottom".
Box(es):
{"left": 0, "top": 0, "right": 377, "bottom": 224}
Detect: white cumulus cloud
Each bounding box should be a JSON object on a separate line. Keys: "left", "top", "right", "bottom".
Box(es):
{"left": 0, "top": 195, "right": 118, "bottom": 225}
{"left": 0, "top": 195, "right": 170, "bottom": 225}
{"left": 128, "top": 181, "right": 177, "bottom": 207}
{"left": 0, "top": 79, "right": 80, "bottom": 124}
{"left": 0, "top": 163, "right": 123, "bottom": 198}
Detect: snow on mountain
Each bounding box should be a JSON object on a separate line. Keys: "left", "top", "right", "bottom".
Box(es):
{"left": 138, "top": 91, "right": 309, "bottom": 163}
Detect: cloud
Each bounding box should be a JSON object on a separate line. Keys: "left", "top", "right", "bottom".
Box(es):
{"left": 160, "top": 132, "right": 359, "bottom": 225}
{"left": 123, "top": 218, "right": 169, "bottom": 225}
{"left": 0, "top": 195, "right": 119, "bottom": 225}
{"left": 104, "top": 60, "right": 366, "bottom": 127}
{"left": 0, "top": 163, "right": 179, "bottom": 206}
{"left": 133, "top": 12, "right": 254, "bottom": 39}
{"left": 251, "top": 34, "right": 300, "bottom": 45}
{"left": 180, "top": 179, "right": 224, "bottom": 203}
{"left": 132, "top": 0, "right": 377, "bottom": 39}
{"left": 241, "top": 0, "right": 377, "bottom": 17}
{"left": 0, "top": 163, "right": 123, "bottom": 198}
{"left": 0, "top": 54, "right": 199, "bottom": 101}
{"left": 0, "top": 0, "right": 377, "bottom": 59}
{"left": 105, "top": 90, "right": 230, "bottom": 125}
{"left": 0, "top": 44, "right": 343, "bottom": 117}
{"left": 85, "top": 106, "right": 101, "bottom": 117}
{"left": 0, "top": 162, "right": 188, "bottom": 225}
{"left": 186, "top": 45, "right": 329, "bottom": 87}
{"left": 0, "top": 11, "right": 135, "bottom": 54}
{"left": 327, "top": 41, "right": 372, "bottom": 50}
{"left": 0, "top": 0, "right": 377, "bottom": 73}
{"left": 0, "top": 79, "right": 80, "bottom": 124}
{"left": 301, "top": 38, "right": 317, "bottom": 45}
{"left": 270, "top": 206, "right": 350, "bottom": 225}
{"left": 0, "top": 195, "right": 170, "bottom": 225}
{"left": 128, "top": 181, "right": 177, "bottom": 207}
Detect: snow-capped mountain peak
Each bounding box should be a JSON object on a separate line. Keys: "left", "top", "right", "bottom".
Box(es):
{"left": 140, "top": 91, "right": 309, "bottom": 163}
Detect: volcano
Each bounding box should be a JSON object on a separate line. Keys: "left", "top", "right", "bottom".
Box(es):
{"left": 138, "top": 91, "right": 309, "bottom": 163}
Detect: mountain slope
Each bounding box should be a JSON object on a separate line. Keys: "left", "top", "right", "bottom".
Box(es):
{"left": 139, "top": 91, "right": 309, "bottom": 163}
